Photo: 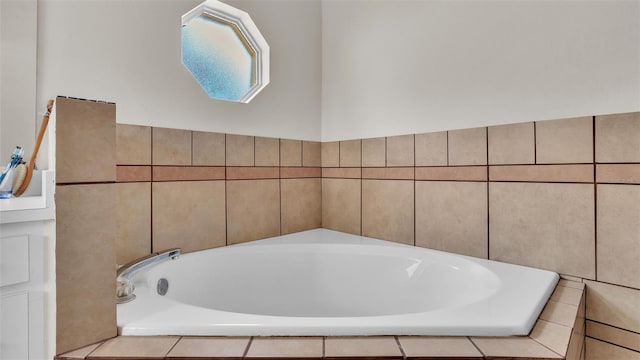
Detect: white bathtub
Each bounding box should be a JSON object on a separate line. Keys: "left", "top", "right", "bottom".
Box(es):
{"left": 117, "top": 229, "right": 558, "bottom": 336}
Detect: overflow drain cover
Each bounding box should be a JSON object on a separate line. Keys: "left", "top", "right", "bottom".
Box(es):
{"left": 157, "top": 278, "right": 169, "bottom": 296}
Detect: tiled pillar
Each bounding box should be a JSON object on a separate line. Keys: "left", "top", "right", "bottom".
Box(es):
{"left": 55, "top": 97, "right": 117, "bottom": 354}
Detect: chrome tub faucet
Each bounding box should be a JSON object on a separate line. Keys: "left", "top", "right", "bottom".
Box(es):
{"left": 116, "top": 248, "right": 181, "bottom": 304}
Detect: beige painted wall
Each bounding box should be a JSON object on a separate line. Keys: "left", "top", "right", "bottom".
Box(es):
{"left": 35, "top": 0, "right": 321, "bottom": 145}
{"left": 322, "top": 1, "right": 640, "bottom": 140}
{"left": 0, "top": 0, "right": 38, "bottom": 167}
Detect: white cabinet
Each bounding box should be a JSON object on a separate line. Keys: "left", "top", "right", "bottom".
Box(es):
{"left": 1, "top": 292, "right": 30, "bottom": 360}
{"left": 0, "top": 225, "right": 51, "bottom": 360}
{"left": 0, "top": 163, "right": 54, "bottom": 360}
{"left": 0, "top": 235, "right": 30, "bottom": 287}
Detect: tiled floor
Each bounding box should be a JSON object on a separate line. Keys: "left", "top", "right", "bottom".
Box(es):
{"left": 56, "top": 281, "right": 585, "bottom": 360}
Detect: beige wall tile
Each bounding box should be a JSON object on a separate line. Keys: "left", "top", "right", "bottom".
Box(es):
{"left": 387, "top": 134, "right": 414, "bottom": 167}
{"left": 415, "top": 131, "right": 447, "bottom": 166}
{"left": 362, "top": 180, "right": 414, "bottom": 245}
{"left": 560, "top": 279, "right": 586, "bottom": 289}
{"left": 56, "top": 97, "right": 116, "bottom": 183}
{"left": 281, "top": 178, "right": 322, "bottom": 234}
{"left": 226, "top": 167, "right": 278, "bottom": 180}
{"left": 56, "top": 184, "right": 116, "bottom": 354}
{"left": 57, "top": 342, "right": 103, "bottom": 359}
{"left": 116, "top": 182, "right": 151, "bottom": 266}
{"left": 321, "top": 141, "right": 340, "bottom": 167}
{"left": 416, "top": 181, "right": 488, "bottom": 258}
{"left": 116, "top": 165, "right": 151, "bottom": 182}
{"left": 246, "top": 337, "right": 323, "bottom": 358}
{"left": 489, "top": 182, "right": 595, "bottom": 278}
{"left": 322, "top": 179, "right": 361, "bottom": 235}
{"left": 536, "top": 116, "right": 593, "bottom": 164}
{"left": 153, "top": 166, "right": 225, "bottom": 181}
{"left": 280, "top": 139, "right": 302, "bottom": 166}
{"left": 488, "top": 122, "right": 535, "bottom": 165}
{"left": 322, "top": 167, "right": 361, "bottom": 179}
{"left": 302, "top": 141, "right": 321, "bottom": 167}
{"left": 415, "top": 166, "right": 487, "bottom": 181}
{"left": 362, "top": 137, "right": 386, "bottom": 167}
{"left": 167, "top": 337, "right": 250, "bottom": 358}
{"left": 152, "top": 127, "right": 191, "bottom": 165}
{"left": 585, "top": 338, "right": 640, "bottom": 360}
{"left": 340, "top": 139, "right": 361, "bottom": 167}
{"left": 597, "top": 185, "right": 640, "bottom": 289}
{"left": 586, "top": 320, "right": 640, "bottom": 352}
{"left": 551, "top": 286, "right": 584, "bottom": 306}
{"left": 325, "top": 337, "right": 402, "bottom": 358}
{"left": 193, "top": 131, "right": 225, "bottom": 166}
{"left": 489, "top": 164, "right": 593, "bottom": 183}
{"left": 362, "top": 167, "right": 414, "bottom": 180}
{"left": 540, "top": 300, "right": 580, "bottom": 328}
{"left": 226, "top": 134, "right": 254, "bottom": 166}
{"left": 585, "top": 280, "right": 640, "bottom": 333}
{"left": 89, "top": 336, "right": 179, "bottom": 358}
{"left": 227, "top": 180, "right": 280, "bottom": 244}
{"left": 566, "top": 329, "right": 585, "bottom": 360}
{"left": 398, "top": 336, "right": 482, "bottom": 358}
{"left": 448, "top": 127, "right": 487, "bottom": 165}
{"left": 529, "top": 319, "right": 572, "bottom": 356}
{"left": 469, "top": 337, "right": 560, "bottom": 359}
{"left": 596, "top": 112, "right": 640, "bottom": 163}
{"left": 152, "top": 181, "right": 226, "bottom": 252}
{"left": 116, "top": 124, "right": 151, "bottom": 165}
{"left": 255, "top": 137, "right": 280, "bottom": 167}
{"left": 281, "top": 167, "right": 321, "bottom": 178}
{"left": 597, "top": 164, "right": 640, "bottom": 184}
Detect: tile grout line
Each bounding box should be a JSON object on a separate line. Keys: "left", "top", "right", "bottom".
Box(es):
{"left": 150, "top": 127, "right": 155, "bottom": 254}
{"left": 163, "top": 336, "right": 182, "bottom": 358}
{"left": 486, "top": 126, "right": 490, "bottom": 260}
{"left": 225, "top": 134, "right": 228, "bottom": 246}
{"left": 394, "top": 336, "right": 406, "bottom": 359}
{"left": 586, "top": 279, "right": 640, "bottom": 291}
{"left": 279, "top": 139, "right": 282, "bottom": 236}
{"left": 528, "top": 335, "right": 566, "bottom": 358}
{"left": 357, "top": 141, "right": 362, "bottom": 236}
{"left": 413, "top": 135, "right": 416, "bottom": 247}
{"left": 592, "top": 115, "right": 598, "bottom": 282}
{"left": 322, "top": 336, "right": 326, "bottom": 359}
{"left": 585, "top": 336, "right": 640, "bottom": 355}
{"left": 533, "top": 121, "right": 537, "bottom": 164}
{"left": 243, "top": 337, "right": 254, "bottom": 358}
{"left": 446, "top": 131, "right": 449, "bottom": 166}
{"left": 586, "top": 319, "right": 640, "bottom": 335}
{"left": 467, "top": 337, "right": 486, "bottom": 358}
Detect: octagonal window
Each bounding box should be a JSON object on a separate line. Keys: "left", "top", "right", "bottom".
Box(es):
{"left": 182, "top": 0, "right": 269, "bottom": 103}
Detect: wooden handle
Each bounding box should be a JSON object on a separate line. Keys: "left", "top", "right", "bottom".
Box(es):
{"left": 27, "top": 99, "right": 54, "bottom": 168}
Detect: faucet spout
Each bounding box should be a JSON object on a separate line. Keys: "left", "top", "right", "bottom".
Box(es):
{"left": 116, "top": 248, "right": 181, "bottom": 304}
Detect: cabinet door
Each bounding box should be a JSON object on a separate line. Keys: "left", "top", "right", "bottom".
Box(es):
{"left": 0, "top": 235, "right": 30, "bottom": 287}
{"left": 0, "top": 292, "right": 29, "bottom": 360}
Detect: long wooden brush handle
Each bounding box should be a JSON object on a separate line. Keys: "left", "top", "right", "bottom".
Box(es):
{"left": 27, "top": 99, "right": 55, "bottom": 168}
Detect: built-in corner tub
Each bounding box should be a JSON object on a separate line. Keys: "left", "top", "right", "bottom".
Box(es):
{"left": 117, "top": 229, "right": 559, "bottom": 337}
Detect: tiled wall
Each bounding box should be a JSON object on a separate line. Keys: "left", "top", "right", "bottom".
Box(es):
{"left": 55, "top": 97, "right": 322, "bottom": 354}
{"left": 55, "top": 95, "right": 638, "bottom": 358}
{"left": 114, "top": 125, "right": 322, "bottom": 263}
{"left": 320, "top": 113, "right": 640, "bottom": 359}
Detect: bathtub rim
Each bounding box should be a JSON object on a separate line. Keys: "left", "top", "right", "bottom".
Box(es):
{"left": 117, "top": 228, "right": 559, "bottom": 337}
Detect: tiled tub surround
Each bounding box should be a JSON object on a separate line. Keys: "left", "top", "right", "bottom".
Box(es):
{"left": 55, "top": 97, "right": 322, "bottom": 353}
{"left": 319, "top": 113, "right": 640, "bottom": 359}
{"left": 55, "top": 98, "right": 637, "bottom": 359}
{"left": 57, "top": 279, "right": 585, "bottom": 360}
